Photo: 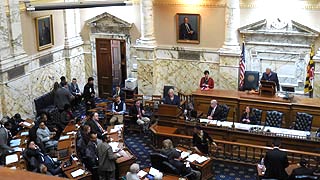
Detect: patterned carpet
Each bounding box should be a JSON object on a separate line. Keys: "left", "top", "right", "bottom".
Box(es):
{"left": 74, "top": 98, "right": 258, "bottom": 180}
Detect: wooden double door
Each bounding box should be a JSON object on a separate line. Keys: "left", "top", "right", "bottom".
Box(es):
{"left": 95, "top": 39, "right": 127, "bottom": 98}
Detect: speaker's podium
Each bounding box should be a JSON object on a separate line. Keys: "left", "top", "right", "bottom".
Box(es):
{"left": 156, "top": 104, "right": 182, "bottom": 122}
{"left": 259, "top": 80, "right": 276, "bottom": 96}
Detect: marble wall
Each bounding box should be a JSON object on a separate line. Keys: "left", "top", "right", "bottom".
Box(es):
{"left": 135, "top": 47, "right": 222, "bottom": 95}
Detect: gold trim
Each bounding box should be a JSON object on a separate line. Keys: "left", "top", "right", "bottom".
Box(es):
{"left": 35, "top": 15, "right": 54, "bottom": 51}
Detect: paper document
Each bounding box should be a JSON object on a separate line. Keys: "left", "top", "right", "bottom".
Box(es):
{"left": 110, "top": 129, "right": 118, "bottom": 133}
{"left": 137, "top": 170, "right": 148, "bottom": 178}
{"left": 196, "top": 156, "right": 208, "bottom": 164}
{"left": 199, "top": 118, "right": 210, "bottom": 123}
{"left": 22, "top": 121, "right": 32, "bottom": 127}
{"left": 114, "top": 124, "right": 123, "bottom": 131}
{"left": 10, "top": 139, "right": 21, "bottom": 147}
{"left": 20, "top": 131, "right": 29, "bottom": 136}
{"left": 66, "top": 131, "right": 76, "bottom": 135}
{"left": 6, "top": 154, "right": 18, "bottom": 165}
{"left": 180, "top": 151, "right": 191, "bottom": 159}
{"left": 13, "top": 147, "right": 23, "bottom": 152}
{"left": 109, "top": 142, "right": 120, "bottom": 152}
{"left": 71, "top": 168, "right": 85, "bottom": 178}
{"left": 59, "top": 135, "right": 70, "bottom": 141}
{"left": 149, "top": 167, "right": 160, "bottom": 177}
{"left": 186, "top": 154, "right": 200, "bottom": 162}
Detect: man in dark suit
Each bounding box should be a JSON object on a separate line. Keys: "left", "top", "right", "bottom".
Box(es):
{"left": 69, "top": 78, "right": 82, "bottom": 108}
{"left": 288, "top": 159, "right": 314, "bottom": 179}
{"left": 54, "top": 82, "right": 73, "bottom": 112}
{"left": 83, "top": 77, "right": 96, "bottom": 111}
{"left": 164, "top": 88, "right": 180, "bottom": 106}
{"left": 85, "top": 112, "right": 105, "bottom": 139}
{"left": 264, "top": 139, "right": 289, "bottom": 180}
{"left": 179, "top": 17, "right": 195, "bottom": 40}
{"left": 207, "top": 99, "right": 223, "bottom": 120}
{"left": 85, "top": 132, "right": 100, "bottom": 179}
{"left": 0, "top": 117, "right": 12, "bottom": 165}
{"left": 112, "top": 85, "right": 125, "bottom": 100}
{"left": 261, "top": 67, "right": 280, "bottom": 91}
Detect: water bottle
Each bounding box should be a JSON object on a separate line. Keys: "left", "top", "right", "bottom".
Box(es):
{"left": 260, "top": 157, "right": 264, "bottom": 165}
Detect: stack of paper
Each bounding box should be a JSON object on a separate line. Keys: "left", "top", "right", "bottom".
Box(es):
{"left": 149, "top": 167, "right": 161, "bottom": 177}
{"left": 71, "top": 168, "right": 85, "bottom": 178}
{"left": 199, "top": 118, "right": 210, "bottom": 123}
{"left": 6, "top": 154, "right": 18, "bottom": 165}
{"left": 137, "top": 170, "right": 148, "bottom": 178}
{"left": 59, "top": 135, "right": 70, "bottom": 141}
{"left": 109, "top": 129, "right": 118, "bottom": 133}
{"left": 20, "top": 131, "right": 29, "bottom": 136}
{"left": 22, "top": 121, "right": 32, "bottom": 127}
{"left": 114, "top": 124, "right": 123, "bottom": 131}
{"left": 109, "top": 142, "right": 120, "bottom": 152}
{"left": 180, "top": 151, "right": 191, "bottom": 159}
{"left": 10, "top": 139, "right": 21, "bottom": 147}
{"left": 196, "top": 156, "right": 209, "bottom": 164}
{"left": 12, "top": 147, "right": 23, "bottom": 152}
{"left": 186, "top": 154, "right": 200, "bottom": 162}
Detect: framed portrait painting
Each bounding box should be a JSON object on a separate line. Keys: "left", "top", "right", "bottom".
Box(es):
{"left": 35, "top": 15, "right": 54, "bottom": 51}
{"left": 176, "top": 13, "right": 200, "bottom": 44}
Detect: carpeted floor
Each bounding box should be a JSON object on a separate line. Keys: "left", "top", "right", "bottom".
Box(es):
{"left": 74, "top": 98, "right": 258, "bottom": 180}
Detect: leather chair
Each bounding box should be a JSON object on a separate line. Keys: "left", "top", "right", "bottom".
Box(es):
{"left": 265, "top": 111, "right": 283, "bottom": 128}
{"left": 293, "top": 112, "right": 313, "bottom": 131}
{"left": 150, "top": 152, "right": 169, "bottom": 172}
{"left": 219, "top": 104, "right": 230, "bottom": 121}
{"left": 242, "top": 71, "right": 260, "bottom": 91}
{"left": 252, "top": 108, "right": 263, "bottom": 125}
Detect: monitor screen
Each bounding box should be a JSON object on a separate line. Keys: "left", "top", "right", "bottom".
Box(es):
{"left": 281, "top": 85, "right": 295, "bottom": 92}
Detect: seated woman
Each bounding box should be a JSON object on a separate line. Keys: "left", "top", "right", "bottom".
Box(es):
{"left": 164, "top": 89, "right": 180, "bottom": 106}
{"left": 240, "top": 106, "right": 257, "bottom": 125}
{"left": 192, "top": 126, "right": 217, "bottom": 155}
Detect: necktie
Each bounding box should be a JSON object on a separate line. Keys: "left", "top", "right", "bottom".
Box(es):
{"left": 138, "top": 107, "right": 142, "bottom": 119}
{"left": 185, "top": 24, "right": 190, "bottom": 33}
{"left": 210, "top": 107, "right": 216, "bottom": 117}
{"left": 95, "top": 120, "right": 104, "bottom": 133}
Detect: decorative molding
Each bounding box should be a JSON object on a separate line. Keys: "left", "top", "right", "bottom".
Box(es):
{"left": 153, "top": 0, "right": 226, "bottom": 7}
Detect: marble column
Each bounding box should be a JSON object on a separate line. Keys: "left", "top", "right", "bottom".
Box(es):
{"left": 312, "top": 48, "right": 320, "bottom": 98}
{"left": 8, "top": 0, "right": 25, "bottom": 56}
{"left": 222, "top": 0, "right": 240, "bottom": 52}
{"left": 137, "top": 0, "right": 156, "bottom": 46}
{"left": 0, "top": 1, "right": 11, "bottom": 62}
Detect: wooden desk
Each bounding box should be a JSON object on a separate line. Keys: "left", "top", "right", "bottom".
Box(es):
{"left": 64, "top": 166, "right": 92, "bottom": 180}
{"left": 0, "top": 167, "right": 65, "bottom": 180}
{"left": 192, "top": 89, "right": 320, "bottom": 130}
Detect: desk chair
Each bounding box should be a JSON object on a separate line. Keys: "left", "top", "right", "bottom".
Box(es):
{"left": 265, "top": 111, "right": 283, "bottom": 128}
{"left": 293, "top": 112, "right": 313, "bottom": 131}
{"left": 219, "top": 104, "right": 230, "bottom": 121}
{"left": 252, "top": 108, "right": 263, "bottom": 125}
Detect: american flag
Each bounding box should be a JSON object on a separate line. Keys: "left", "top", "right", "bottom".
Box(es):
{"left": 304, "top": 45, "right": 315, "bottom": 94}
{"left": 239, "top": 42, "right": 245, "bottom": 89}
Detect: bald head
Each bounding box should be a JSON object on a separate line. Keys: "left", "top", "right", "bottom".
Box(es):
{"left": 210, "top": 99, "right": 217, "bottom": 108}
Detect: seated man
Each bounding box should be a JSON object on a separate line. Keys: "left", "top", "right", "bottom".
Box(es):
{"left": 69, "top": 78, "right": 82, "bottom": 108}
{"left": 7, "top": 113, "right": 24, "bottom": 137}
{"left": 160, "top": 139, "right": 201, "bottom": 180}
{"left": 207, "top": 99, "right": 223, "bottom": 120}
{"left": 199, "top": 70, "right": 214, "bottom": 90}
{"left": 110, "top": 95, "right": 126, "bottom": 126}
{"left": 36, "top": 122, "right": 58, "bottom": 150}
{"left": 192, "top": 126, "right": 217, "bottom": 155}
{"left": 85, "top": 112, "right": 105, "bottom": 139}
{"left": 60, "top": 104, "right": 75, "bottom": 129}
{"left": 24, "top": 141, "right": 62, "bottom": 175}
{"left": 164, "top": 88, "right": 180, "bottom": 106}
{"left": 129, "top": 100, "right": 150, "bottom": 132}
{"left": 288, "top": 159, "right": 314, "bottom": 179}
{"left": 112, "top": 85, "right": 125, "bottom": 100}
{"left": 261, "top": 67, "right": 280, "bottom": 91}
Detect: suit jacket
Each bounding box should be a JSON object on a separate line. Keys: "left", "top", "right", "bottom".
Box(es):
{"left": 85, "top": 141, "right": 98, "bottom": 167}
{"left": 160, "top": 148, "right": 191, "bottom": 175}
{"left": 85, "top": 119, "right": 103, "bottom": 139}
{"left": 164, "top": 95, "right": 180, "bottom": 106}
{"left": 261, "top": 72, "right": 280, "bottom": 91}
{"left": 0, "top": 126, "right": 10, "bottom": 155}
{"left": 264, "top": 148, "right": 289, "bottom": 180}
{"left": 83, "top": 83, "right": 95, "bottom": 101}
{"left": 54, "top": 87, "right": 71, "bottom": 110}
{"left": 207, "top": 105, "right": 224, "bottom": 120}
{"left": 179, "top": 23, "right": 194, "bottom": 40}
{"left": 199, "top": 77, "right": 214, "bottom": 89}
{"left": 129, "top": 104, "right": 146, "bottom": 121}
{"left": 112, "top": 89, "right": 125, "bottom": 100}
{"left": 288, "top": 166, "right": 314, "bottom": 179}
{"left": 97, "top": 142, "right": 117, "bottom": 172}
{"left": 69, "top": 83, "right": 80, "bottom": 96}
{"left": 240, "top": 112, "right": 257, "bottom": 125}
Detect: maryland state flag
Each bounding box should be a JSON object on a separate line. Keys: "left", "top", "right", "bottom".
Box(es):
{"left": 304, "top": 45, "right": 315, "bottom": 93}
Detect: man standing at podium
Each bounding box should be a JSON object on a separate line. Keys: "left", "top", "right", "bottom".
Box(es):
{"left": 261, "top": 67, "right": 280, "bottom": 91}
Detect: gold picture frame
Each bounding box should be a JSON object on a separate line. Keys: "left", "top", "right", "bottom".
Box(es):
{"left": 35, "top": 15, "right": 54, "bottom": 51}
{"left": 176, "top": 13, "right": 200, "bottom": 44}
